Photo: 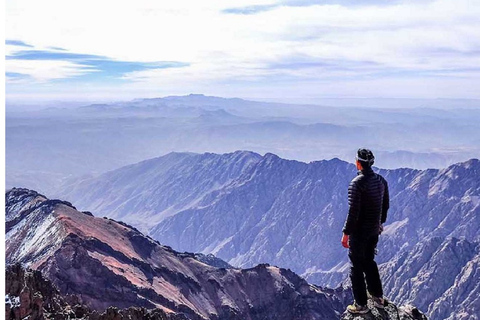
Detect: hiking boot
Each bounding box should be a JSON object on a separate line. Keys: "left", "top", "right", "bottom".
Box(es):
{"left": 347, "top": 302, "right": 370, "bottom": 314}
{"left": 372, "top": 296, "right": 385, "bottom": 309}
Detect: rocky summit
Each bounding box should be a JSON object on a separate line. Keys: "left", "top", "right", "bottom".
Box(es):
{"left": 340, "top": 299, "right": 427, "bottom": 320}
{"left": 6, "top": 187, "right": 349, "bottom": 320}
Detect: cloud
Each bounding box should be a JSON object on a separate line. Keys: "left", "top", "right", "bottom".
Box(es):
{"left": 5, "top": 39, "right": 33, "bottom": 47}
{"left": 280, "top": 0, "right": 406, "bottom": 5}
{"left": 5, "top": 0, "right": 480, "bottom": 100}
{"left": 5, "top": 72, "right": 31, "bottom": 84}
{"left": 5, "top": 43, "right": 189, "bottom": 83}
{"left": 6, "top": 59, "right": 96, "bottom": 82}
{"left": 222, "top": 4, "right": 278, "bottom": 15}
{"left": 222, "top": 0, "right": 410, "bottom": 15}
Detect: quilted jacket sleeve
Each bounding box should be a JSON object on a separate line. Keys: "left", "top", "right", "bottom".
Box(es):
{"left": 343, "top": 178, "right": 362, "bottom": 235}
{"left": 381, "top": 177, "right": 389, "bottom": 224}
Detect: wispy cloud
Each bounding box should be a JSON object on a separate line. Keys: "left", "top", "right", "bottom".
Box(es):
{"left": 6, "top": 42, "right": 189, "bottom": 83}
{"left": 6, "top": 59, "right": 96, "bottom": 82}
{"left": 222, "top": 4, "right": 278, "bottom": 15}
{"left": 5, "top": 39, "right": 33, "bottom": 47}
{"left": 222, "top": 0, "right": 410, "bottom": 15}
{"left": 5, "top": 72, "right": 31, "bottom": 84}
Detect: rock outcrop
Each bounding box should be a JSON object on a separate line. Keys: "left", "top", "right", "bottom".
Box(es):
{"left": 5, "top": 263, "right": 184, "bottom": 320}
{"left": 340, "top": 299, "right": 427, "bottom": 320}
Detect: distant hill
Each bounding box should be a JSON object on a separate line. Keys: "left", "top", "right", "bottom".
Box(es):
{"left": 7, "top": 95, "right": 480, "bottom": 196}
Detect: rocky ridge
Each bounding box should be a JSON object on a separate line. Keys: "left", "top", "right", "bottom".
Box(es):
{"left": 6, "top": 188, "right": 348, "bottom": 320}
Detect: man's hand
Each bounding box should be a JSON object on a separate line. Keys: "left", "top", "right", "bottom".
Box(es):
{"left": 341, "top": 233, "right": 349, "bottom": 248}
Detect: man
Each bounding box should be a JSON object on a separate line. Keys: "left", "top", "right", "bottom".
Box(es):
{"left": 341, "top": 148, "right": 389, "bottom": 314}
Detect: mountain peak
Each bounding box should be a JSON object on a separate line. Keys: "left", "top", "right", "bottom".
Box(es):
{"left": 264, "top": 152, "right": 280, "bottom": 160}
{"left": 458, "top": 158, "right": 480, "bottom": 169}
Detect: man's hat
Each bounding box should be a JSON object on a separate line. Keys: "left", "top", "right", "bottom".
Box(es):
{"left": 356, "top": 148, "right": 375, "bottom": 165}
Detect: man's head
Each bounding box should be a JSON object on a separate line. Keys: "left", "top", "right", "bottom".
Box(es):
{"left": 356, "top": 148, "right": 375, "bottom": 170}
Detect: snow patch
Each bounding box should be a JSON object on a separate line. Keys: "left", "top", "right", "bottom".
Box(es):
{"left": 461, "top": 195, "right": 480, "bottom": 207}
{"left": 267, "top": 266, "right": 290, "bottom": 290}
{"left": 5, "top": 294, "right": 20, "bottom": 307}
{"left": 383, "top": 218, "right": 409, "bottom": 236}
{"left": 228, "top": 252, "right": 249, "bottom": 267}
{"left": 12, "top": 213, "right": 64, "bottom": 263}
{"left": 203, "top": 236, "right": 233, "bottom": 256}
{"left": 302, "top": 261, "right": 349, "bottom": 276}
{"left": 6, "top": 215, "right": 28, "bottom": 241}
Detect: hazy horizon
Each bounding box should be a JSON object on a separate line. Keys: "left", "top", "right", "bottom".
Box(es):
{"left": 7, "top": 94, "right": 480, "bottom": 197}
{"left": 6, "top": 94, "right": 480, "bottom": 112}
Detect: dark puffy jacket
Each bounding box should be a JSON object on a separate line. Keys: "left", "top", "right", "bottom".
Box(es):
{"left": 342, "top": 167, "right": 389, "bottom": 236}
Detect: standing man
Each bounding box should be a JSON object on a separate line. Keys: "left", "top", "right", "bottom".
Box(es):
{"left": 342, "top": 148, "right": 389, "bottom": 314}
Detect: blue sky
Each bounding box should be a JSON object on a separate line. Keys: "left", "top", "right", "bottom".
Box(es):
{"left": 6, "top": 48, "right": 188, "bottom": 83}
{"left": 5, "top": 0, "right": 480, "bottom": 103}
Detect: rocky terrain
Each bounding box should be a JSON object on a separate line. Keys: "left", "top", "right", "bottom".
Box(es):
{"left": 6, "top": 187, "right": 349, "bottom": 320}
{"left": 5, "top": 263, "right": 185, "bottom": 320}
{"left": 380, "top": 237, "right": 480, "bottom": 319}
{"left": 339, "top": 300, "right": 427, "bottom": 320}
{"left": 5, "top": 263, "right": 426, "bottom": 320}
{"left": 55, "top": 152, "right": 480, "bottom": 319}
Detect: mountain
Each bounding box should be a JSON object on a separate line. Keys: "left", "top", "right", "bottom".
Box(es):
{"left": 56, "top": 151, "right": 262, "bottom": 232}
{"left": 55, "top": 152, "right": 480, "bottom": 319}
{"left": 6, "top": 188, "right": 348, "bottom": 320}
{"left": 7, "top": 95, "right": 480, "bottom": 196}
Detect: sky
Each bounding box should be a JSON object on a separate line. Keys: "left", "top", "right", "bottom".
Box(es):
{"left": 5, "top": 0, "right": 480, "bottom": 104}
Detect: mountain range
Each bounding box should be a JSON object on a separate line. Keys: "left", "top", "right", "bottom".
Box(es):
{"left": 55, "top": 151, "right": 480, "bottom": 319}
{"left": 7, "top": 95, "right": 480, "bottom": 196}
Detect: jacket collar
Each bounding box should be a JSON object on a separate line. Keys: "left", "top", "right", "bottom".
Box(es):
{"left": 358, "top": 167, "right": 375, "bottom": 176}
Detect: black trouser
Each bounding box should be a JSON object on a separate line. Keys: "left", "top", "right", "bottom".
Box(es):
{"left": 348, "top": 234, "right": 383, "bottom": 306}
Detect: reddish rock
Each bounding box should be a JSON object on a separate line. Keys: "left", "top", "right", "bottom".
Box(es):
{"left": 5, "top": 264, "right": 180, "bottom": 320}
{"left": 6, "top": 188, "right": 348, "bottom": 319}
{"left": 19, "top": 287, "right": 31, "bottom": 318}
